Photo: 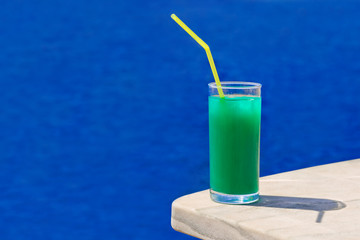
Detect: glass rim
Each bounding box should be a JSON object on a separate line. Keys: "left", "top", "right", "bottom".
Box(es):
{"left": 208, "top": 81, "right": 262, "bottom": 89}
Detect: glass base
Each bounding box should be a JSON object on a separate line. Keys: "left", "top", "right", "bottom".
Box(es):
{"left": 210, "top": 189, "right": 259, "bottom": 204}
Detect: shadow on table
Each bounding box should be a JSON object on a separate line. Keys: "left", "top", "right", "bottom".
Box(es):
{"left": 251, "top": 195, "right": 346, "bottom": 223}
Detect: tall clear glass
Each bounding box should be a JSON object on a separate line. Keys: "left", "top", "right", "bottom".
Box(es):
{"left": 208, "top": 82, "right": 262, "bottom": 204}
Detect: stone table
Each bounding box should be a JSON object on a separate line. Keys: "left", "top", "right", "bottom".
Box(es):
{"left": 171, "top": 159, "right": 360, "bottom": 240}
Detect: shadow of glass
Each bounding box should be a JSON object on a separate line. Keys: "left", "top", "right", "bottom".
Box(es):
{"left": 250, "top": 195, "right": 346, "bottom": 223}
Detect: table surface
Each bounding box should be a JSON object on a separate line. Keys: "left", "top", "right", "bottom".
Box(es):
{"left": 171, "top": 159, "right": 360, "bottom": 240}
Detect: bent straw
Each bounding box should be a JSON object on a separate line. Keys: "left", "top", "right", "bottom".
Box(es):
{"left": 171, "top": 14, "right": 225, "bottom": 98}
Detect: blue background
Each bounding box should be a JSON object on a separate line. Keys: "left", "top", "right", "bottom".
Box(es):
{"left": 0, "top": 0, "right": 359, "bottom": 239}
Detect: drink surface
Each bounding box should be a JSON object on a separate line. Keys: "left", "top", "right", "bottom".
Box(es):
{"left": 209, "top": 95, "right": 261, "bottom": 195}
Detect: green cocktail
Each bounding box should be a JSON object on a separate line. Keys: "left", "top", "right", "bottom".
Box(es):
{"left": 208, "top": 82, "right": 261, "bottom": 204}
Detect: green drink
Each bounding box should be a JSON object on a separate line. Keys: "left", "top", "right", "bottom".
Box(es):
{"left": 208, "top": 82, "right": 261, "bottom": 204}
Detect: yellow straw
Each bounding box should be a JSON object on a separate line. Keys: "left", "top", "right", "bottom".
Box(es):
{"left": 171, "top": 14, "right": 225, "bottom": 98}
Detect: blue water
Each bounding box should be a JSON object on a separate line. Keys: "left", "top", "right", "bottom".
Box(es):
{"left": 0, "top": 0, "right": 359, "bottom": 239}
